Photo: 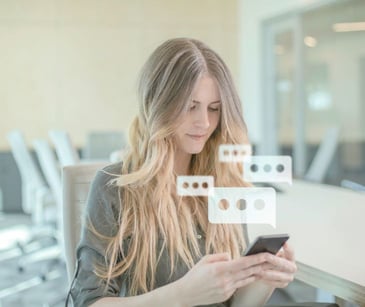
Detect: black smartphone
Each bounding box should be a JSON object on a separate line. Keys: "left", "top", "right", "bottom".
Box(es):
{"left": 244, "top": 233, "right": 289, "bottom": 256}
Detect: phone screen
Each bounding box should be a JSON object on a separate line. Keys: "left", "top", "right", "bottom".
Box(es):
{"left": 244, "top": 234, "right": 289, "bottom": 256}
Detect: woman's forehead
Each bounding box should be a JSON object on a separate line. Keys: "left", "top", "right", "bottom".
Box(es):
{"left": 191, "top": 75, "right": 220, "bottom": 101}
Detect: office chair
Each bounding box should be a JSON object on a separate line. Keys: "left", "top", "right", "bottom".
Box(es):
{"left": 31, "top": 138, "right": 73, "bottom": 306}
{"left": 83, "top": 130, "right": 127, "bottom": 160}
{"left": 48, "top": 130, "right": 80, "bottom": 167}
{"left": 33, "top": 139, "right": 63, "bottom": 234}
{"left": 2, "top": 131, "right": 62, "bottom": 305}
{"left": 7, "top": 131, "right": 54, "bottom": 224}
{"left": 340, "top": 179, "right": 365, "bottom": 193}
{"left": 33, "top": 139, "right": 64, "bottom": 264}
{"left": 304, "top": 127, "right": 340, "bottom": 183}
{"left": 6, "top": 131, "right": 57, "bottom": 251}
{"left": 62, "top": 162, "right": 108, "bottom": 282}
{"left": 62, "top": 163, "right": 338, "bottom": 307}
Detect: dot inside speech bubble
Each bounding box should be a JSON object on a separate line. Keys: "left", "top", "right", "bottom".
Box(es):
{"left": 243, "top": 156, "right": 292, "bottom": 184}
{"left": 208, "top": 187, "right": 276, "bottom": 227}
{"left": 219, "top": 144, "right": 252, "bottom": 162}
{"left": 177, "top": 176, "right": 214, "bottom": 196}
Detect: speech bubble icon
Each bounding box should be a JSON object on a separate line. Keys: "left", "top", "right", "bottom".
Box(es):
{"left": 208, "top": 187, "right": 276, "bottom": 228}
{"left": 219, "top": 144, "right": 252, "bottom": 162}
{"left": 177, "top": 176, "right": 214, "bottom": 196}
{"left": 243, "top": 155, "right": 292, "bottom": 184}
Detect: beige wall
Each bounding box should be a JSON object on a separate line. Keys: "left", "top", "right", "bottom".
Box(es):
{"left": 0, "top": 0, "right": 239, "bottom": 150}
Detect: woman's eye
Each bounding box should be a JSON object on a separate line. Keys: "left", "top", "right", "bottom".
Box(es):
{"left": 209, "top": 107, "right": 219, "bottom": 112}
{"left": 189, "top": 105, "right": 196, "bottom": 111}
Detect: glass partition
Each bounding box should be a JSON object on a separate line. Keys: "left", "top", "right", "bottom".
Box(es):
{"left": 263, "top": 0, "right": 365, "bottom": 186}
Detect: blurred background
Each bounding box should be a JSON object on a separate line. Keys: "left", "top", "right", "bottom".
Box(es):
{"left": 0, "top": 0, "right": 364, "bottom": 306}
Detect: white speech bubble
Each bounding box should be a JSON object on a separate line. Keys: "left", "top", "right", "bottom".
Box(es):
{"left": 243, "top": 156, "right": 292, "bottom": 184}
{"left": 208, "top": 187, "right": 276, "bottom": 227}
{"left": 177, "top": 176, "right": 214, "bottom": 196}
{"left": 219, "top": 144, "right": 252, "bottom": 162}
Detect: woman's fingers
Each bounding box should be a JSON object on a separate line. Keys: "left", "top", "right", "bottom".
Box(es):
{"left": 214, "top": 253, "right": 267, "bottom": 275}
{"left": 260, "top": 269, "right": 294, "bottom": 283}
{"left": 197, "top": 251, "right": 296, "bottom": 296}
{"left": 256, "top": 245, "right": 297, "bottom": 289}
{"left": 259, "top": 269, "right": 294, "bottom": 289}
{"left": 231, "top": 264, "right": 263, "bottom": 283}
{"left": 260, "top": 266, "right": 295, "bottom": 288}
{"left": 178, "top": 250, "right": 297, "bottom": 306}
{"left": 223, "top": 269, "right": 259, "bottom": 290}
{"left": 261, "top": 252, "right": 297, "bottom": 274}
{"left": 231, "top": 253, "right": 268, "bottom": 269}
{"left": 206, "top": 256, "right": 267, "bottom": 293}
{"left": 283, "top": 242, "right": 295, "bottom": 261}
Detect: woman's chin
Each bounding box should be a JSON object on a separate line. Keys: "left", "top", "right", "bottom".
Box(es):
{"left": 189, "top": 147, "right": 205, "bottom": 155}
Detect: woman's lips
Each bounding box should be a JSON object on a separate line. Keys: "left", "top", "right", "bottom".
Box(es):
{"left": 187, "top": 134, "right": 206, "bottom": 140}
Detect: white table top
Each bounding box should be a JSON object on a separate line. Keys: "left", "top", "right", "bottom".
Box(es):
{"left": 247, "top": 180, "right": 365, "bottom": 305}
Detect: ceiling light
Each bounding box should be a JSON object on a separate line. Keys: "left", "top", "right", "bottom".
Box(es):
{"left": 304, "top": 36, "right": 317, "bottom": 47}
{"left": 333, "top": 22, "right": 365, "bottom": 32}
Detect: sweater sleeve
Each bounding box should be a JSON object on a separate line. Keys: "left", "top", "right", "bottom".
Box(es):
{"left": 69, "top": 162, "right": 126, "bottom": 306}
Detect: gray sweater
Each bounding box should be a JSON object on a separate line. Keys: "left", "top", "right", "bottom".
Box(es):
{"left": 69, "top": 162, "right": 248, "bottom": 306}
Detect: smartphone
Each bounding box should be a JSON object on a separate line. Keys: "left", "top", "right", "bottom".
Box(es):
{"left": 244, "top": 233, "right": 289, "bottom": 256}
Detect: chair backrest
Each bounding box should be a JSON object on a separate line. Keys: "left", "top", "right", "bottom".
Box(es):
{"left": 62, "top": 162, "right": 108, "bottom": 282}
{"left": 7, "top": 130, "right": 46, "bottom": 214}
{"left": 49, "top": 130, "right": 80, "bottom": 167}
{"left": 33, "top": 139, "right": 62, "bottom": 206}
{"left": 304, "top": 126, "right": 340, "bottom": 183}
{"left": 83, "top": 130, "right": 127, "bottom": 160}
{"left": 33, "top": 139, "right": 63, "bottom": 241}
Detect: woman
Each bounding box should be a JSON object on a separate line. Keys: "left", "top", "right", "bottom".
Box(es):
{"left": 69, "top": 38, "right": 297, "bottom": 306}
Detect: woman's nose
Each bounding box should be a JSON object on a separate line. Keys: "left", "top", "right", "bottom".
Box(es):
{"left": 194, "top": 108, "right": 210, "bottom": 129}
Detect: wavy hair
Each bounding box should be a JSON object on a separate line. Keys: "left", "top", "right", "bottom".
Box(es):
{"left": 94, "top": 38, "right": 251, "bottom": 295}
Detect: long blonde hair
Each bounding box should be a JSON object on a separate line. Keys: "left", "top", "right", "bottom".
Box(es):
{"left": 95, "top": 38, "right": 250, "bottom": 295}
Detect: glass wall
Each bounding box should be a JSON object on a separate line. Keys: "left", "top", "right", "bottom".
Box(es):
{"left": 263, "top": 0, "right": 365, "bottom": 186}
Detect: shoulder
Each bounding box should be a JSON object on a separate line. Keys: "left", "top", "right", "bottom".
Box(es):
{"left": 102, "top": 161, "right": 123, "bottom": 175}
{"left": 85, "top": 162, "right": 124, "bottom": 234}
{"left": 89, "top": 161, "right": 123, "bottom": 198}
{"left": 93, "top": 161, "right": 123, "bottom": 187}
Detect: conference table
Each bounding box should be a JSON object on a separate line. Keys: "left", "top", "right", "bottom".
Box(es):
{"left": 247, "top": 180, "right": 365, "bottom": 307}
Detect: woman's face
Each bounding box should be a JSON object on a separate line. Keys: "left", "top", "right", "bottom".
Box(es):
{"left": 174, "top": 74, "right": 221, "bottom": 156}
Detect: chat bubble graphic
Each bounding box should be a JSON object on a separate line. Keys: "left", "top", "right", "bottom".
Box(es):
{"left": 208, "top": 187, "right": 276, "bottom": 227}
{"left": 219, "top": 144, "right": 252, "bottom": 162}
{"left": 177, "top": 176, "right": 214, "bottom": 196}
{"left": 243, "top": 156, "right": 292, "bottom": 184}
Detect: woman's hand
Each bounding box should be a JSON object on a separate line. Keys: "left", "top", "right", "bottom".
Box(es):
{"left": 176, "top": 252, "right": 268, "bottom": 307}
{"left": 258, "top": 242, "right": 297, "bottom": 288}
